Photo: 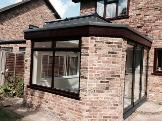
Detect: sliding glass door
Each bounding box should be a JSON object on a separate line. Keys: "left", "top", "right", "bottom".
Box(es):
{"left": 124, "top": 44, "right": 134, "bottom": 109}
{"left": 124, "top": 43, "right": 148, "bottom": 112}
{"left": 134, "top": 46, "right": 142, "bottom": 102}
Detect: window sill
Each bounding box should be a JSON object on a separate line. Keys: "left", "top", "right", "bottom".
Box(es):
{"left": 27, "top": 84, "right": 80, "bottom": 100}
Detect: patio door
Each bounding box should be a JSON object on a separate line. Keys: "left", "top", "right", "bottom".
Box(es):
{"left": 124, "top": 43, "right": 148, "bottom": 114}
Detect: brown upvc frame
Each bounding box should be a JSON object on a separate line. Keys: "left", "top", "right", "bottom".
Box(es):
{"left": 101, "top": 0, "right": 130, "bottom": 20}
{"left": 24, "top": 25, "right": 152, "bottom": 48}
{"left": 28, "top": 38, "right": 81, "bottom": 100}
{"left": 153, "top": 48, "right": 162, "bottom": 75}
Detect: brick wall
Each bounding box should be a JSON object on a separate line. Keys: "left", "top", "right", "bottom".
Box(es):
{"left": 25, "top": 36, "right": 127, "bottom": 121}
{"left": 113, "top": 0, "right": 162, "bottom": 102}
{"left": 0, "top": 0, "right": 56, "bottom": 40}
{"left": 81, "top": 37, "right": 127, "bottom": 121}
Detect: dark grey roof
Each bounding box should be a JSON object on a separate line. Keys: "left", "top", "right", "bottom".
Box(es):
{"left": 44, "top": 14, "right": 111, "bottom": 28}
{"left": 0, "top": 0, "right": 61, "bottom": 18}
{"left": 25, "top": 14, "right": 152, "bottom": 42}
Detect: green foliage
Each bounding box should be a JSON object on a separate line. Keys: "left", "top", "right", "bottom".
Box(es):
{"left": 0, "top": 75, "right": 24, "bottom": 98}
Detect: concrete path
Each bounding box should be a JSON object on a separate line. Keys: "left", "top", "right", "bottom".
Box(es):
{"left": 125, "top": 102, "right": 162, "bottom": 121}
{"left": 1, "top": 98, "right": 162, "bottom": 121}
{"left": 0, "top": 98, "right": 61, "bottom": 121}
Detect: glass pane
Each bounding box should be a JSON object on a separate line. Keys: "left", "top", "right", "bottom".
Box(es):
{"left": 156, "top": 50, "right": 162, "bottom": 71}
{"left": 124, "top": 44, "right": 134, "bottom": 109}
{"left": 54, "top": 56, "right": 64, "bottom": 77}
{"left": 141, "top": 49, "right": 148, "bottom": 97}
{"left": 106, "top": 3, "right": 117, "bottom": 18}
{"left": 56, "top": 40, "right": 79, "bottom": 48}
{"left": 0, "top": 47, "right": 13, "bottom": 52}
{"left": 134, "top": 46, "right": 142, "bottom": 102}
{"left": 34, "top": 42, "right": 52, "bottom": 48}
{"left": 118, "top": 0, "right": 128, "bottom": 16}
{"left": 67, "top": 56, "right": 78, "bottom": 76}
{"left": 54, "top": 51, "right": 80, "bottom": 93}
{"left": 32, "top": 51, "right": 53, "bottom": 87}
{"left": 97, "top": 0, "right": 104, "bottom": 17}
{"left": 19, "top": 47, "right": 26, "bottom": 53}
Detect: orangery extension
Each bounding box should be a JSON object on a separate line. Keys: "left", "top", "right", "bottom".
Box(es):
{"left": 23, "top": 0, "right": 162, "bottom": 121}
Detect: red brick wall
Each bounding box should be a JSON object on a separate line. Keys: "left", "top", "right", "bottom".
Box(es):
{"left": 0, "top": 0, "right": 56, "bottom": 40}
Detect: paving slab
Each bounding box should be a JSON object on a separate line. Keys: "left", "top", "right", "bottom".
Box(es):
{"left": 125, "top": 101, "right": 162, "bottom": 121}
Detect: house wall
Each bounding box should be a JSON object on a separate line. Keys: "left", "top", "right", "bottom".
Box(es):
{"left": 0, "top": 0, "right": 55, "bottom": 40}
{"left": 113, "top": 0, "right": 162, "bottom": 103}
{"left": 0, "top": 0, "right": 57, "bottom": 84}
{"left": 79, "top": 0, "right": 162, "bottom": 103}
{"left": 25, "top": 37, "right": 127, "bottom": 121}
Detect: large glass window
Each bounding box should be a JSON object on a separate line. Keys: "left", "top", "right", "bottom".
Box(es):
{"left": 97, "top": 0, "right": 129, "bottom": 19}
{"left": 124, "top": 44, "right": 149, "bottom": 113}
{"left": 134, "top": 46, "right": 142, "bottom": 102}
{"left": 31, "top": 40, "right": 80, "bottom": 98}
{"left": 124, "top": 44, "right": 134, "bottom": 109}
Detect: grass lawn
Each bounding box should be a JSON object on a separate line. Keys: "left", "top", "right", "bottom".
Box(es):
{"left": 0, "top": 107, "right": 22, "bottom": 121}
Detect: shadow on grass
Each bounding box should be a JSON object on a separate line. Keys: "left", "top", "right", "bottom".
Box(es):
{"left": 0, "top": 107, "right": 23, "bottom": 121}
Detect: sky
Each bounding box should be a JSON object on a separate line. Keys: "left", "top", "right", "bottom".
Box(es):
{"left": 0, "top": 0, "right": 80, "bottom": 18}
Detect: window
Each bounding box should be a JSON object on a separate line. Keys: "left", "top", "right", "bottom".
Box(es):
{"left": 97, "top": 0, "right": 129, "bottom": 19}
{"left": 0, "top": 47, "right": 13, "bottom": 52}
{"left": 19, "top": 47, "right": 26, "bottom": 53}
{"left": 31, "top": 40, "right": 80, "bottom": 99}
{"left": 154, "top": 48, "right": 162, "bottom": 74}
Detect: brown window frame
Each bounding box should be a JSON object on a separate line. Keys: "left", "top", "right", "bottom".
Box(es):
{"left": 97, "top": 0, "right": 130, "bottom": 20}
{"left": 28, "top": 39, "right": 81, "bottom": 100}
{"left": 153, "top": 48, "right": 162, "bottom": 75}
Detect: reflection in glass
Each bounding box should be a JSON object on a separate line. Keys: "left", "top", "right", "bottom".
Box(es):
{"left": 56, "top": 40, "right": 79, "bottom": 48}
{"left": 32, "top": 51, "right": 53, "bottom": 87}
{"left": 118, "top": 0, "right": 128, "bottom": 16}
{"left": 124, "top": 44, "right": 134, "bottom": 108}
{"left": 97, "top": 0, "right": 105, "bottom": 17}
{"left": 141, "top": 49, "right": 147, "bottom": 97}
{"left": 156, "top": 50, "right": 162, "bottom": 71}
{"left": 54, "top": 52, "right": 80, "bottom": 93}
{"left": 106, "top": 3, "right": 117, "bottom": 18}
{"left": 34, "top": 42, "right": 52, "bottom": 48}
{"left": 134, "top": 46, "right": 142, "bottom": 102}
